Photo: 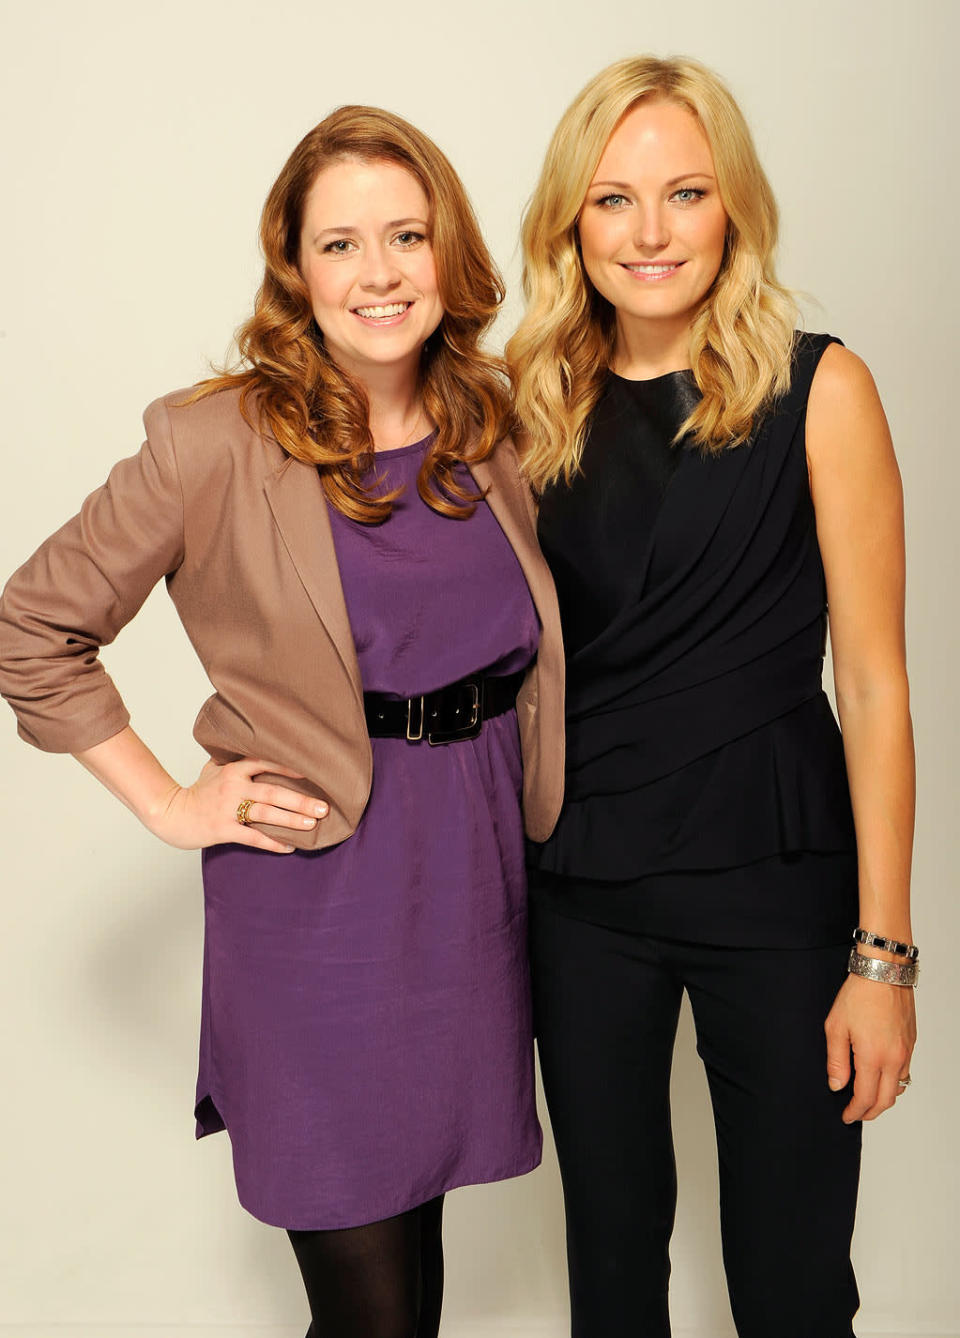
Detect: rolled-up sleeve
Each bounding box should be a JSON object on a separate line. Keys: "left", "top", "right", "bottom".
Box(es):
{"left": 0, "top": 397, "right": 186, "bottom": 753}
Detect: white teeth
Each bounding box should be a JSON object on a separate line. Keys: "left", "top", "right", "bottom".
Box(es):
{"left": 354, "top": 302, "right": 410, "bottom": 318}
{"left": 628, "top": 264, "right": 679, "bottom": 274}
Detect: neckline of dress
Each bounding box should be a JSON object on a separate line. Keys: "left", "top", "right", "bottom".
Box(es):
{"left": 608, "top": 367, "right": 693, "bottom": 388}
{"left": 371, "top": 430, "right": 437, "bottom": 460}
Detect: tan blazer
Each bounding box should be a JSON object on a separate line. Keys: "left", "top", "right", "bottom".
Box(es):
{"left": 0, "top": 388, "right": 565, "bottom": 849}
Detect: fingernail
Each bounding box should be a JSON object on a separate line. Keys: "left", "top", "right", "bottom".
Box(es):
{"left": 302, "top": 816, "right": 316, "bottom": 826}
{"left": 313, "top": 803, "right": 328, "bottom": 817}
{"left": 282, "top": 844, "right": 295, "bottom": 853}
{"left": 828, "top": 1079, "right": 843, "bottom": 1091}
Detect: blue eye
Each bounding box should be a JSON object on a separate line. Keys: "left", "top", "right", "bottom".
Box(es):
{"left": 672, "top": 187, "right": 707, "bottom": 204}
{"left": 597, "top": 193, "right": 628, "bottom": 209}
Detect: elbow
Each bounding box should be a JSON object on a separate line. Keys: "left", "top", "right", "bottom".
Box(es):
{"left": 834, "top": 667, "right": 911, "bottom": 721}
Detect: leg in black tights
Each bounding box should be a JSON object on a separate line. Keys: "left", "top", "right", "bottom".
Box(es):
{"left": 288, "top": 1194, "right": 445, "bottom": 1338}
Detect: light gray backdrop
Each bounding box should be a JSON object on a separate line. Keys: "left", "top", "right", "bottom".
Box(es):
{"left": 1, "top": 0, "right": 956, "bottom": 1335}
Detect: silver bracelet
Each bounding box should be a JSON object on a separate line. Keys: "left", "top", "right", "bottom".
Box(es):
{"left": 847, "top": 947, "right": 919, "bottom": 988}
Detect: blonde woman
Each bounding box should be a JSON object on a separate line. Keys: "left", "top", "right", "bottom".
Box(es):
{"left": 508, "top": 57, "right": 915, "bottom": 1337}
{"left": 0, "top": 107, "right": 563, "bottom": 1336}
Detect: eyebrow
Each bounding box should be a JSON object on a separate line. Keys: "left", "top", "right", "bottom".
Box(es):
{"left": 312, "top": 217, "right": 429, "bottom": 241}
{"left": 589, "top": 174, "right": 716, "bottom": 190}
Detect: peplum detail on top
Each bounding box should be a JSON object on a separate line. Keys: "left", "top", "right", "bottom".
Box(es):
{"left": 533, "top": 690, "right": 855, "bottom": 880}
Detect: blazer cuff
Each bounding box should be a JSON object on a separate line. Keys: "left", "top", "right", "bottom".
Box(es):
{"left": 13, "top": 701, "right": 131, "bottom": 755}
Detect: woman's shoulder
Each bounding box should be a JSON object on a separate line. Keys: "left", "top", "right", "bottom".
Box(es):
{"left": 793, "top": 330, "right": 876, "bottom": 389}
{"left": 141, "top": 382, "right": 286, "bottom": 475}
{"left": 807, "top": 339, "right": 876, "bottom": 395}
{"left": 805, "top": 339, "right": 892, "bottom": 478}
{"left": 800, "top": 335, "right": 882, "bottom": 435}
{"left": 793, "top": 329, "right": 841, "bottom": 357}
{"left": 145, "top": 381, "right": 259, "bottom": 439}
{"left": 773, "top": 331, "right": 876, "bottom": 424}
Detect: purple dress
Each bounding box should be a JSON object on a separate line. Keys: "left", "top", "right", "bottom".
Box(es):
{"left": 195, "top": 437, "right": 542, "bottom": 1229}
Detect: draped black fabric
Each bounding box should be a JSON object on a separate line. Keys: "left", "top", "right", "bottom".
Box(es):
{"left": 530, "top": 332, "right": 857, "bottom": 884}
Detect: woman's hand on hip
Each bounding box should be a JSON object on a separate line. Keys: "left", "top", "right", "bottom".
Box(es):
{"left": 73, "top": 726, "right": 327, "bottom": 853}
{"left": 149, "top": 757, "right": 328, "bottom": 853}
{"left": 824, "top": 972, "right": 917, "bottom": 1123}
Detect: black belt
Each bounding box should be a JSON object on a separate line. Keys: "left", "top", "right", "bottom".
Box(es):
{"left": 364, "top": 671, "right": 524, "bottom": 746}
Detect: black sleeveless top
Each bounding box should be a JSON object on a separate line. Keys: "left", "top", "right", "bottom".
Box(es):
{"left": 528, "top": 332, "right": 858, "bottom": 946}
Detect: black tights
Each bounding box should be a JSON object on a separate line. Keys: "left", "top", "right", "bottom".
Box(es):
{"left": 288, "top": 1195, "right": 444, "bottom": 1338}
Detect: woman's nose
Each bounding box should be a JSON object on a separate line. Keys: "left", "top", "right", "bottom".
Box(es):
{"left": 358, "top": 243, "right": 402, "bottom": 291}
{"left": 633, "top": 204, "right": 670, "bottom": 251}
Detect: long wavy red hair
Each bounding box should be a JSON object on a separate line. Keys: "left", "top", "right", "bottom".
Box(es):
{"left": 190, "top": 106, "right": 512, "bottom": 522}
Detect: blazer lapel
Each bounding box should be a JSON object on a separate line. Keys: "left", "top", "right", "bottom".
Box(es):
{"left": 469, "top": 443, "right": 560, "bottom": 635}
{"left": 263, "top": 454, "right": 364, "bottom": 705}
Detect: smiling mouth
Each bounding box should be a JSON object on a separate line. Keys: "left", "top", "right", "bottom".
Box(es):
{"left": 622, "top": 262, "right": 685, "bottom": 280}
{"left": 352, "top": 301, "right": 412, "bottom": 322}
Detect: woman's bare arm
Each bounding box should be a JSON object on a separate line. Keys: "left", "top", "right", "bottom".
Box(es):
{"left": 806, "top": 342, "right": 916, "bottom": 1123}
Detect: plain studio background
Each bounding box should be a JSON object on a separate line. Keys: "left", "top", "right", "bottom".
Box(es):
{"left": 0, "top": 1, "right": 956, "bottom": 1335}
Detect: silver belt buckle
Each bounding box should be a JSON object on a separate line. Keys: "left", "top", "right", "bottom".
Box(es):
{"left": 406, "top": 695, "right": 425, "bottom": 742}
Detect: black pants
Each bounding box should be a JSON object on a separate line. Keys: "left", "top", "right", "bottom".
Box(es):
{"left": 529, "top": 896, "right": 862, "bottom": 1338}
{"left": 288, "top": 1195, "right": 444, "bottom": 1338}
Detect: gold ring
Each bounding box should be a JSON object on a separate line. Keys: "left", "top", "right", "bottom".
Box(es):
{"left": 236, "top": 797, "right": 255, "bottom": 826}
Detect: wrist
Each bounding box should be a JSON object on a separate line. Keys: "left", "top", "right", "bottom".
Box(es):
{"left": 847, "top": 947, "right": 919, "bottom": 988}
{"left": 139, "top": 779, "right": 184, "bottom": 832}
{"left": 852, "top": 926, "right": 918, "bottom": 963}
{"left": 73, "top": 727, "right": 184, "bottom": 834}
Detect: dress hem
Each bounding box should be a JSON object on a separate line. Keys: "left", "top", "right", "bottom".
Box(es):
{"left": 231, "top": 1148, "right": 544, "bottom": 1232}
{"left": 195, "top": 1089, "right": 543, "bottom": 1231}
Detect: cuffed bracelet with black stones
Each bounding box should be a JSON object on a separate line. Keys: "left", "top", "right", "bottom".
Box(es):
{"left": 852, "top": 928, "right": 919, "bottom": 962}
{"left": 848, "top": 947, "right": 919, "bottom": 988}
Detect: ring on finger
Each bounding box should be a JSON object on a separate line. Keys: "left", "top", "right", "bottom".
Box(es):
{"left": 236, "top": 797, "right": 255, "bottom": 826}
{"left": 897, "top": 1075, "right": 912, "bottom": 1089}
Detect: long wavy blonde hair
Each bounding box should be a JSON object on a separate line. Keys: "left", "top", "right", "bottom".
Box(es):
{"left": 506, "top": 56, "right": 798, "bottom": 490}
{"left": 191, "top": 106, "right": 512, "bottom": 522}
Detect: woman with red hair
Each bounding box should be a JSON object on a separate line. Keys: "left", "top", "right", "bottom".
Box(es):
{"left": 0, "top": 106, "right": 564, "bottom": 1336}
